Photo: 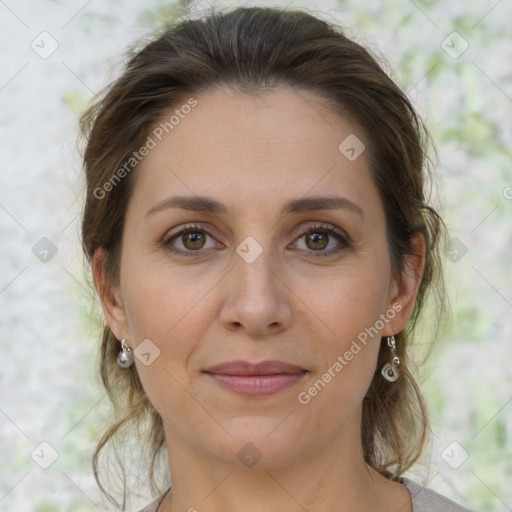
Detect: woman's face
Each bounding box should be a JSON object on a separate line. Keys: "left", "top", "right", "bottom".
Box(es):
{"left": 99, "top": 85, "right": 421, "bottom": 469}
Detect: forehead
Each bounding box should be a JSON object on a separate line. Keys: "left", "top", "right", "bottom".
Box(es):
{"left": 129, "top": 86, "right": 381, "bottom": 220}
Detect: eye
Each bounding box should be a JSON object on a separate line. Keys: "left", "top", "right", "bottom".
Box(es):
{"left": 163, "top": 224, "right": 221, "bottom": 257}
{"left": 291, "top": 224, "right": 350, "bottom": 258}
{"left": 162, "top": 222, "right": 350, "bottom": 259}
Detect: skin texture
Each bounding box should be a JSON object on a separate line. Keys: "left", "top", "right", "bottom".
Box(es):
{"left": 94, "top": 85, "right": 424, "bottom": 511}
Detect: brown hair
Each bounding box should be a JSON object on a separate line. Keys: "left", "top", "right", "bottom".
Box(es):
{"left": 80, "top": 5, "right": 447, "bottom": 508}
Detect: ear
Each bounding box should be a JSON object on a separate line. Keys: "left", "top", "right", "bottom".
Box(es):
{"left": 92, "top": 248, "right": 129, "bottom": 341}
{"left": 382, "top": 232, "right": 426, "bottom": 336}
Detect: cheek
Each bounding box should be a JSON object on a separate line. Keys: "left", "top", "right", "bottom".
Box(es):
{"left": 293, "top": 259, "right": 391, "bottom": 402}
{"left": 122, "top": 263, "right": 210, "bottom": 332}
{"left": 119, "top": 261, "right": 218, "bottom": 416}
{"left": 120, "top": 254, "right": 221, "bottom": 370}
{"left": 302, "top": 259, "right": 390, "bottom": 344}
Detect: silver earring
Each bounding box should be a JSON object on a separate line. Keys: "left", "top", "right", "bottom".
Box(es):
{"left": 381, "top": 335, "right": 400, "bottom": 382}
{"left": 117, "top": 338, "right": 134, "bottom": 368}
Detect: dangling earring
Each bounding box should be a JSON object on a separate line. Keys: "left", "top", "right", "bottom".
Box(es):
{"left": 381, "top": 335, "right": 400, "bottom": 382}
{"left": 117, "top": 338, "right": 134, "bottom": 368}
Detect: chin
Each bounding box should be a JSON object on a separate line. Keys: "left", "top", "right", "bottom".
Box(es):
{"left": 204, "top": 417, "right": 307, "bottom": 469}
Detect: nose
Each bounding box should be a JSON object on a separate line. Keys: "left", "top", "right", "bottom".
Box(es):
{"left": 219, "top": 246, "right": 293, "bottom": 336}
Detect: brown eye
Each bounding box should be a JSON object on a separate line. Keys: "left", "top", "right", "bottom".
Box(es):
{"left": 181, "top": 230, "right": 206, "bottom": 250}
{"left": 305, "top": 231, "right": 329, "bottom": 251}
{"left": 163, "top": 224, "right": 220, "bottom": 257}
{"left": 292, "top": 224, "right": 350, "bottom": 259}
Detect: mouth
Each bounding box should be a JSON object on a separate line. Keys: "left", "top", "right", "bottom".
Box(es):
{"left": 203, "top": 360, "right": 308, "bottom": 397}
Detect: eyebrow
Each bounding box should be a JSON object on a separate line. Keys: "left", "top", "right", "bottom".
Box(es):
{"left": 145, "top": 194, "right": 364, "bottom": 218}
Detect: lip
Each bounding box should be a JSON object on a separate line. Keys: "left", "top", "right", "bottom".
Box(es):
{"left": 204, "top": 360, "right": 307, "bottom": 375}
{"left": 203, "top": 360, "right": 308, "bottom": 397}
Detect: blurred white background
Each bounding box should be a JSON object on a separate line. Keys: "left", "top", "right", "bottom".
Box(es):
{"left": 1, "top": 0, "right": 511, "bottom": 510}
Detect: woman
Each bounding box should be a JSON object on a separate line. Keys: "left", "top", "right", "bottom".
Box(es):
{"left": 80, "top": 6, "right": 474, "bottom": 512}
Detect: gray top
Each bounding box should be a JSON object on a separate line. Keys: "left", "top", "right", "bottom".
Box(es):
{"left": 399, "top": 477, "right": 474, "bottom": 511}
{"left": 137, "top": 476, "right": 474, "bottom": 512}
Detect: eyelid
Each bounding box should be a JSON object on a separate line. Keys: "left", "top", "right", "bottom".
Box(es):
{"left": 290, "top": 223, "right": 350, "bottom": 258}
{"left": 162, "top": 223, "right": 221, "bottom": 251}
{"left": 163, "top": 222, "right": 219, "bottom": 242}
{"left": 292, "top": 222, "right": 349, "bottom": 242}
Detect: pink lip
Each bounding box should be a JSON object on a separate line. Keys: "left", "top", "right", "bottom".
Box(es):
{"left": 204, "top": 360, "right": 308, "bottom": 397}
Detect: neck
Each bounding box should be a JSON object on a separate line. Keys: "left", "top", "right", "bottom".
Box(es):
{"left": 158, "top": 417, "right": 410, "bottom": 512}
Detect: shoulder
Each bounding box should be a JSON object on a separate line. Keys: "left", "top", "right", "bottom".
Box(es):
{"left": 400, "top": 477, "right": 475, "bottom": 512}
{"left": 136, "top": 488, "right": 170, "bottom": 512}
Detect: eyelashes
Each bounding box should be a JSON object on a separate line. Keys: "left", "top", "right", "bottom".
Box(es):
{"left": 292, "top": 224, "right": 350, "bottom": 259}
{"left": 162, "top": 223, "right": 351, "bottom": 259}
{"left": 163, "top": 224, "right": 222, "bottom": 256}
